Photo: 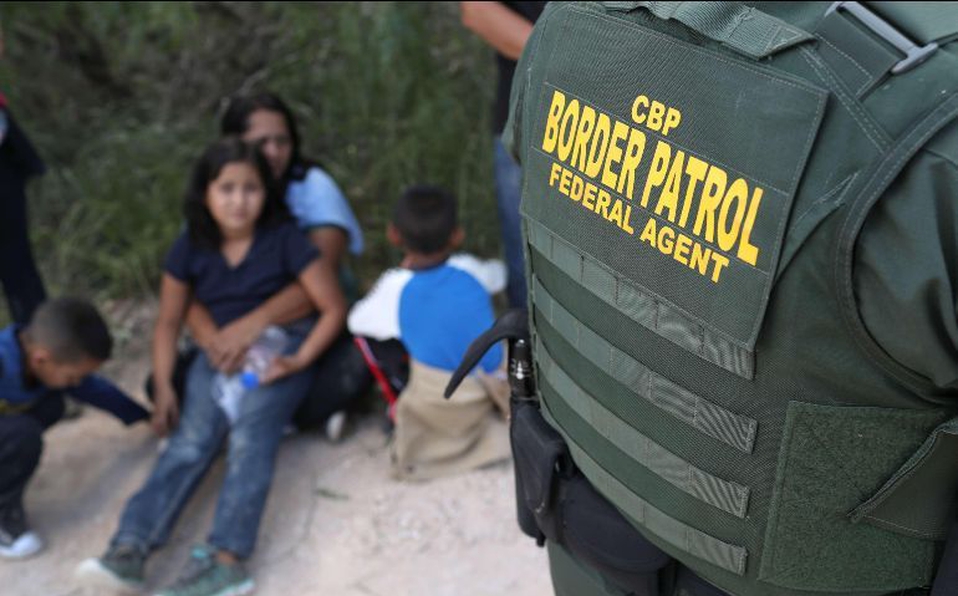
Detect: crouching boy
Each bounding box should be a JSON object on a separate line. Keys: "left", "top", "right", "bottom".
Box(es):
{"left": 0, "top": 297, "right": 146, "bottom": 559}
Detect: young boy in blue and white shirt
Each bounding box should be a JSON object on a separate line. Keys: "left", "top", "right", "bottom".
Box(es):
{"left": 348, "top": 185, "right": 510, "bottom": 480}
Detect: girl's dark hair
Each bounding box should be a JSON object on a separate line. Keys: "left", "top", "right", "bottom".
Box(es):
{"left": 183, "top": 137, "right": 289, "bottom": 250}
{"left": 220, "top": 92, "right": 315, "bottom": 184}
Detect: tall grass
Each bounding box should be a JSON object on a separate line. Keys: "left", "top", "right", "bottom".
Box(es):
{"left": 0, "top": 2, "right": 500, "bottom": 316}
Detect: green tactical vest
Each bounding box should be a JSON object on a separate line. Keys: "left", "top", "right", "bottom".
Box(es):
{"left": 506, "top": 2, "right": 958, "bottom": 595}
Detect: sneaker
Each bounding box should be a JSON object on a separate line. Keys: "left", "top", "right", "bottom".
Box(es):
{"left": 0, "top": 504, "right": 43, "bottom": 560}
{"left": 75, "top": 543, "right": 146, "bottom": 594}
{"left": 325, "top": 411, "right": 347, "bottom": 443}
{"left": 155, "top": 544, "right": 254, "bottom": 596}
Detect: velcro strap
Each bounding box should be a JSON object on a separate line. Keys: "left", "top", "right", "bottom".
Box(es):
{"left": 870, "top": 2, "right": 958, "bottom": 45}
{"left": 604, "top": 1, "right": 813, "bottom": 59}
{"left": 851, "top": 416, "right": 958, "bottom": 540}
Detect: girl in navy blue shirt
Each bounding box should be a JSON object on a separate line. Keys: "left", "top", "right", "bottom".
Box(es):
{"left": 184, "top": 92, "right": 366, "bottom": 438}
{"left": 78, "top": 138, "right": 346, "bottom": 596}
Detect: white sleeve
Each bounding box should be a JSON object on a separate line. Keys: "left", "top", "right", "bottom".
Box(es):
{"left": 347, "top": 269, "right": 412, "bottom": 340}
{"left": 448, "top": 253, "right": 507, "bottom": 294}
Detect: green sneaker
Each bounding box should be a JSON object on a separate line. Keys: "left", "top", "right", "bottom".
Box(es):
{"left": 155, "top": 544, "right": 254, "bottom": 596}
{"left": 75, "top": 543, "right": 146, "bottom": 594}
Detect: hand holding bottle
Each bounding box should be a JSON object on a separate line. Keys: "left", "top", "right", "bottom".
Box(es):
{"left": 213, "top": 326, "right": 289, "bottom": 424}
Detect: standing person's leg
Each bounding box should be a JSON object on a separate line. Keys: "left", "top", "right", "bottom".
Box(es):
{"left": 494, "top": 135, "right": 528, "bottom": 309}
{"left": 0, "top": 173, "right": 46, "bottom": 325}
{"left": 0, "top": 414, "right": 44, "bottom": 559}
{"left": 77, "top": 353, "right": 228, "bottom": 591}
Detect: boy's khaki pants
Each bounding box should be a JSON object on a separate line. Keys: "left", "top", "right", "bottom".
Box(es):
{"left": 391, "top": 359, "right": 510, "bottom": 481}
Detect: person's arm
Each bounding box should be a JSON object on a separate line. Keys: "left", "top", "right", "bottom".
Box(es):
{"left": 460, "top": 1, "right": 535, "bottom": 60}
{"left": 185, "top": 283, "right": 312, "bottom": 373}
{"left": 184, "top": 300, "right": 219, "bottom": 357}
{"left": 69, "top": 375, "right": 149, "bottom": 425}
{"left": 262, "top": 260, "right": 347, "bottom": 383}
{"left": 151, "top": 273, "right": 191, "bottom": 436}
{"left": 449, "top": 254, "right": 508, "bottom": 294}
{"left": 309, "top": 227, "right": 349, "bottom": 274}
{"left": 346, "top": 268, "right": 409, "bottom": 340}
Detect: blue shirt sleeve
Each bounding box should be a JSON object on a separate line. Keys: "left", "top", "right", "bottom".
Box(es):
{"left": 164, "top": 232, "right": 193, "bottom": 282}
{"left": 285, "top": 168, "right": 365, "bottom": 255}
{"left": 281, "top": 222, "right": 320, "bottom": 277}
{"left": 70, "top": 374, "right": 149, "bottom": 425}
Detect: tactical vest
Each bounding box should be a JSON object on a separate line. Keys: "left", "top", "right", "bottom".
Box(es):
{"left": 507, "top": 3, "right": 958, "bottom": 595}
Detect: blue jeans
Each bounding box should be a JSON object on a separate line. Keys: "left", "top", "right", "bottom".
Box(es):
{"left": 112, "top": 336, "right": 311, "bottom": 559}
{"left": 494, "top": 135, "right": 527, "bottom": 309}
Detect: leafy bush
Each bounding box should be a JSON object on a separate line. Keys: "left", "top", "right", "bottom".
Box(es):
{"left": 0, "top": 2, "right": 500, "bottom": 311}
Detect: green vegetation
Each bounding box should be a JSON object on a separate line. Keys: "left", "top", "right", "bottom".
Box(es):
{"left": 1, "top": 2, "right": 500, "bottom": 310}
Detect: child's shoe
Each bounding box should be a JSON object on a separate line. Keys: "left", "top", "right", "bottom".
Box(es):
{"left": 0, "top": 504, "right": 42, "bottom": 560}
{"left": 325, "top": 410, "right": 347, "bottom": 442}
{"left": 75, "top": 543, "right": 146, "bottom": 594}
{"left": 154, "top": 544, "right": 254, "bottom": 596}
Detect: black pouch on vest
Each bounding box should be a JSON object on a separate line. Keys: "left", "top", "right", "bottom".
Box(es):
{"left": 511, "top": 397, "right": 673, "bottom": 594}
{"left": 510, "top": 398, "right": 570, "bottom": 544}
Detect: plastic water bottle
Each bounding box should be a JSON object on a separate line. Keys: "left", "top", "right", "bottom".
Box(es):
{"left": 213, "top": 326, "right": 289, "bottom": 423}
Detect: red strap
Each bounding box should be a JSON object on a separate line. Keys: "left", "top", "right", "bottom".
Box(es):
{"left": 353, "top": 336, "right": 400, "bottom": 420}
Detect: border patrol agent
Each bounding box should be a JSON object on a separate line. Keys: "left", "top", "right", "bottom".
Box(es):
{"left": 450, "top": 2, "right": 958, "bottom": 595}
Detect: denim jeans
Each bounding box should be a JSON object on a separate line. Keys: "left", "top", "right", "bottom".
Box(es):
{"left": 493, "top": 135, "right": 527, "bottom": 309}
{"left": 112, "top": 332, "right": 311, "bottom": 559}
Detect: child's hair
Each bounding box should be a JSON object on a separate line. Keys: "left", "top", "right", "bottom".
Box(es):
{"left": 183, "top": 137, "right": 289, "bottom": 250}
{"left": 220, "top": 91, "right": 314, "bottom": 181}
{"left": 24, "top": 297, "right": 112, "bottom": 363}
{"left": 392, "top": 185, "right": 458, "bottom": 255}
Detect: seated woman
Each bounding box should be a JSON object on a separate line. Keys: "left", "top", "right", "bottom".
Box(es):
{"left": 77, "top": 138, "right": 346, "bottom": 596}
{"left": 183, "top": 92, "right": 368, "bottom": 438}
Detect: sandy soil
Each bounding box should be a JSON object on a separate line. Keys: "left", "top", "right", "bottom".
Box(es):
{"left": 0, "top": 300, "right": 553, "bottom": 596}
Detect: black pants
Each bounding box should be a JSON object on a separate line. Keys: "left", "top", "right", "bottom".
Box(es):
{"left": 0, "top": 166, "right": 46, "bottom": 325}
{"left": 292, "top": 331, "right": 373, "bottom": 429}
{"left": 0, "top": 396, "right": 63, "bottom": 512}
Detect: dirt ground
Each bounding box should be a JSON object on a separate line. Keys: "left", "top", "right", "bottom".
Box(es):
{"left": 0, "top": 300, "right": 553, "bottom": 596}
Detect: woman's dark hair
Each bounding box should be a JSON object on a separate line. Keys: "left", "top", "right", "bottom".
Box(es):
{"left": 183, "top": 137, "right": 289, "bottom": 250}
{"left": 220, "top": 92, "right": 314, "bottom": 184}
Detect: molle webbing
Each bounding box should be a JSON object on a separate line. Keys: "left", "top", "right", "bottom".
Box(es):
{"left": 527, "top": 219, "right": 754, "bottom": 378}
{"left": 536, "top": 339, "right": 750, "bottom": 518}
{"left": 532, "top": 276, "right": 756, "bottom": 454}
{"left": 539, "top": 398, "right": 748, "bottom": 576}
